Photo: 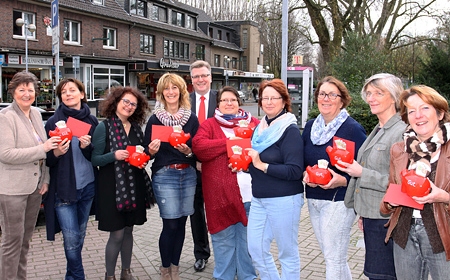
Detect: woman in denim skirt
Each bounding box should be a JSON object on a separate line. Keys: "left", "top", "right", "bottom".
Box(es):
{"left": 144, "top": 73, "right": 198, "bottom": 280}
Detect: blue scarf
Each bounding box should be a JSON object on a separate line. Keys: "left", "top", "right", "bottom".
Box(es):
{"left": 310, "top": 109, "right": 349, "bottom": 145}
{"left": 251, "top": 112, "right": 297, "bottom": 153}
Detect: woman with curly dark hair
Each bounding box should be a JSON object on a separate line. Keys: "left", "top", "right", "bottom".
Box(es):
{"left": 92, "top": 86, "right": 152, "bottom": 280}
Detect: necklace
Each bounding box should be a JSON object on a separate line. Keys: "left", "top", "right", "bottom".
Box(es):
{"left": 123, "top": 123, "right": 127, "bottom": 128}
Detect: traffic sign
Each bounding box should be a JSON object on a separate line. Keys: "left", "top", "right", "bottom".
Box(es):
{"left": 51, "top": 0, "right": 59, "bottom": 29}
{"left": 73, "top": 56, "right": 80, "bottom": 68}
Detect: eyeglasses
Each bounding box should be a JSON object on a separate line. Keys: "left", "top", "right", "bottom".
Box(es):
{"left": 219, "top": 99, "right": 238, "bottom": 104}
{"left": 318, "top": 92, "right": 341, "bottom": 100}
{"left": 191, "top": 74, "right": 211, "bottom": 80}
{"left": 261, "top": 96, "right": 283, "bottom": 102}
{"left": 121, "top": 98, "right": 137, "bottom": 108}
{"left": 365, "top": 91, "right": 385, "bottom": 98}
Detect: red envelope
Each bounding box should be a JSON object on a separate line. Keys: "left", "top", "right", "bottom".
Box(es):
{"left": 226, "top": 138, "right": 252, "bottom": 157}
{"left": 151, "top": 125, "right": 173, "bottom": 142}
{"left": 383, "top": 183, "right": 424, "bottom": 210}
{"left": 333, "top": 136, "right": 355, "bottom": 159}
{"left": 66, "top": 117, "right": 92, "bottom": 138}
{"left": 126, "top": 145, "right": 136, "bottom": 155}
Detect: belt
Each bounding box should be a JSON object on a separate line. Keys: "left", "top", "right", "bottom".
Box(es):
{"left": 168, "top": 163, "right": 190, "bottom": 170}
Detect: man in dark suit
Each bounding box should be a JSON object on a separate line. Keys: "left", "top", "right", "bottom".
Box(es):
{"left": 189, "top": 60, "right": 216, "bottom": 272}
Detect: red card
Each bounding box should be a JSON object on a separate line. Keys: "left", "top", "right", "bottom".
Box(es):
{"left": 333, "top": 136, "right": 355, "bottom": 159}
{"left": 66, "top": 117, "right": 92, "bottom": 138}
{"left": 383, "top": 183, "right": 424, "bottom": 210}
{"left": 226, "top": 138, "right": 252, "bottom": 157}
{"left": 151, "top": 125, "right": 173, "bottom": 142}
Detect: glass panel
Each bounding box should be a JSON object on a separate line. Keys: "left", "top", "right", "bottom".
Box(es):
{"left": 111, "top": 68, "right": 124, "bottom": 74}
{"left": 72, "top": 22, "right": 78, "bottom": 42}
{"left": 94, "top": 68, "right": 109, "bottom": 74}
{"left": 63, "top": 20, "right": 70, "bottom": 41}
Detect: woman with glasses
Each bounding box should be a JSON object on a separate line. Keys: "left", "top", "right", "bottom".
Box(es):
{"left": 92, "top": 86, "right": 152, "bottom": 280}
{"left": 245, "top": 79, "right": 304, "bottom": 279}
{"left": 302, "top": 76, "right": 366, "bottom": 280}
{"left": 339, "top": 73, "right": 406, "bottom": 280}
{"left": 44, "top": 78, "right": 98, "bottom": 280}
{"left": 144, "top": 73, "right": 198, "bottom": 280}
{"left": 192, "top": 86, "right": 258, "bottom": 280}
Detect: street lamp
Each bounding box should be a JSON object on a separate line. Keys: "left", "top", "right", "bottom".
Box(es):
{"left": 15, "top": 18, "right": 36, "bottom": 72}
{"left": 265, "top": 65, "right": 270, "bottom": 73}
{"left": 224, "top": 55, "right": 231, "bottom": 86}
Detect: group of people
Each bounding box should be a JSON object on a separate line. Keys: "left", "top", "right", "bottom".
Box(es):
{"left": 1, "top": 64, "right": 450, "bottom": 280}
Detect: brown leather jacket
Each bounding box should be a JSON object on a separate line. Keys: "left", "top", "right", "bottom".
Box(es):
{"left": 380, "top": 141, "right": 450, "bottom": 260}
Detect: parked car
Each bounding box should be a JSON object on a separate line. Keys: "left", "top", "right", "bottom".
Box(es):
{"left": 0, "top": 103, "right": 54, "bottom": 124}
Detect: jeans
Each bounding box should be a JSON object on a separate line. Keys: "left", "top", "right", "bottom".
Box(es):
{"left": 211, "top": 202, "right": 256, "bottom": 280}
{"left": 247, "top": 193, "right": 304, "bottom": 280}
{"left": 308, "top": 199, "right": 356, "bottom": 280}
{"left": 393, "top": 218, "right": 450, "bottom": 280}
{"left": 55, "top": 182, "right": 95, "bottom": 280}
{"left": 152, "top": 166, "right": 196, "bottom": 219}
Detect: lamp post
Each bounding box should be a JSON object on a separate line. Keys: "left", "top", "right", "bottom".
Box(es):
{"left": 15, "top": 18, "right": 36, "bottom": 72}
{"left": 224, "top": 55, "right": 231, "bottom": 86}
{"left": 265, "top": 65, "right": 270, "bottom": 73}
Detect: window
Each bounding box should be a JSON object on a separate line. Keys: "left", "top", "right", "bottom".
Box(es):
{"left": 130, "top": 0, "right": 147, "bottom": 17}
{"left": 63, "top": 20, "right": 80, "bottom": 44}
{"left": 214, "top": 55, "right": 220, "bottom": 67}
{"left": 226, "top": 32, "right": 231, "bottom": 42}
{"left": 171, "top": 11, "right": 185, "bottom": 27}
{"left": 152, "top": 5, "right": 167, "bottom": 22}
{"left": 217, "top": 30, "right": 222, "bottom": 40}
{"left": 140, "top": 34, "right": 154, "bottom": 54}
{"left": 232, "top": 57, "right": 237, "bottom": 69}
{"left": 92, "top": 66, "right": 125, "bottom": 99}
{"left": 242, "top": 56, "right": 248, "bottom": 71}
{"left": 163, "top": 39, "right": 189, "bottom": 60}
{"left": 186, "top": 16, "right": 196, "bottom": 30}
{"left": 242, "top": 29, "right": 248, "bottom": 49}
{"left": 13, "top": 11, "right": 36, "bottom": 39}
{"left": 208, "top": 28, "right": 213, "bottom": 38}
{"left": 103, "top": 27, "right": 116, "bottom": 49}
{"left": 195, "top": 44, "right": 205, "bottom": 61}
{"left": 92, "top": 0, "right": 104, "bottom": 5}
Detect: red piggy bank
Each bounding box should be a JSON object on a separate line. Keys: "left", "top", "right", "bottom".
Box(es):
{"left": 168, "top": 130, "right": 191, "bottom": 147}
{"left": 125, "top": 151, "right": 150, "bottom": 168}
{"left": 306, "top": 165, "right": 332, "bottom": 185}
{"left": 233, "top": 126, "right": 254, "bottom": 138}
{"left": 326, "top": 146, "right": 353, "bottom": 167}
{"left": 49, "top": 122, "right": 73, "bottom": 142}
{"left": 229, "top": 150, "right": 252, "bottom": 171}
{"left": 400, "top": 169, "right": 431, "bottom": 197}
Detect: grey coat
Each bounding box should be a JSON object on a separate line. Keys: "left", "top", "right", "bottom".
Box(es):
{"left": 0, "top": 101, "right": 49, "bottom": 195}
{"left": 344, "top": 113, "right": 406, "bottom": 219}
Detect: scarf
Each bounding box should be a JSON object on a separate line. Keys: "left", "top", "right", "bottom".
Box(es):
{"left": 154, "top": 101, "right": 191, "bottom": 126}
{"left": 106, "top": 115, "right": 152, "bottom": 212}
{"left": 310, "top": 109, "right": 349, "bottom": 145}
{"left": 251, "top": 112, "right": 297, "bottom": 154}
{"left": 214, "top": 108, "right": 252, "bottom": 128}
{"left": 403, "top": 122, "right": 450, "bottom": 173}
{"left": 52, "top": 103, "right": 97, "bottom": 201}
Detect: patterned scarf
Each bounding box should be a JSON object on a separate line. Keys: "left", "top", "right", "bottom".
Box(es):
{"left": 251, "top": 112, "right": 297, "bottom": 153}
{"left": 403, "top": 122, "right": 450, "bottom": 173}
{"left": 310, "top": 109, "right": 349, "bottom": 145}
{"left": 154, "top": 101, "right": 191, "bottom": 126}
{"left": 106, "top": 115, "right": 152, "bottom": 212}
{"left": 214, "top": 108, "right": 252, "bottom": 128}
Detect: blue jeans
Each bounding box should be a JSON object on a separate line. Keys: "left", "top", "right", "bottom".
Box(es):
{"left": 393, "top": 218, "right": 450, "bottom": 280}
{"left": 55, "top": 182, "right": 95, "bottom": 280}
{"left": 211, "top": 202, "right": 256, "bottom": 280}
{"left": 308, "top": 199, "right": 356, "bottom": 280}
{"left": 152, "top": 166, "right": 196, "bottom": 219}
{"left": 247, "top": 193, "right": 304, "bottom": 280}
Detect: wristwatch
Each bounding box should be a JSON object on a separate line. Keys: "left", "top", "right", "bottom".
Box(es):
{"left": 186, "top": 152, "right": 194, "bottom": 158}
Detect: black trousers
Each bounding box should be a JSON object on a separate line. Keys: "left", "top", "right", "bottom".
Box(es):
{"left": 189, "top": 171, "right": 210, "bottom": 260}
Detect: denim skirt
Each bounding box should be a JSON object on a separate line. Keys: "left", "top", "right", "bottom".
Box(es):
{"left": 152, "top": 165, "right": 196, "bottom": 219}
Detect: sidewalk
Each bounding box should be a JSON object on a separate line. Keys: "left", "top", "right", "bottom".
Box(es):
{"left": 25, "top": 202, "right": 369, "bottom": 279}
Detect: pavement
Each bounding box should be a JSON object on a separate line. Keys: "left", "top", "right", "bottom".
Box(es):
{"left": 25, "top": 200, "right": 369, "bottom": 280}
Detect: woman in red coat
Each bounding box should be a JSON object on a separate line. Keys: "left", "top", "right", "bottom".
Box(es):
{"left": 192, "top": 86, "right": 259, "bottom": 280}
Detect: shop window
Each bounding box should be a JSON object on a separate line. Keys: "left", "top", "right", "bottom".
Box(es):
{"left": 63, "top": 20, "right": 80, "bottom": 44}
{"left": 103, "top": 27, "right": 117, "bottom": 49}
{"left": 13, "top": 11, "right": 36, "bottom": 39}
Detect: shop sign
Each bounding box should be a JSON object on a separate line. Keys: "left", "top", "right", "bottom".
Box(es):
{"left": 159, "top": 58, "right": 179, "bottom": 69}
{"left": 8, "top": 55, "right": 53, "bottom": 66}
